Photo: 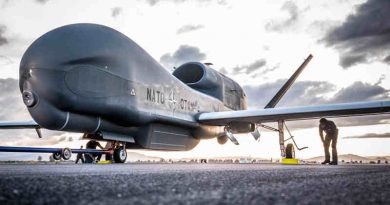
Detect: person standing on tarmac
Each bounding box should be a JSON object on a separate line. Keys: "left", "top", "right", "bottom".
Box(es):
{"left": 86, "top": 139, "right": 104, "bottom": 162}
{"left": 75, "top": 145, "right": 85, "bottom": 164}
{"left": 319, "top": 118, "right": 339, "bottom": 165}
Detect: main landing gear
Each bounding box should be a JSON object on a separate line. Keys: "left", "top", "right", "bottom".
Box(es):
{"left": 258, "top": 120, "right": 308, "bottom": 164}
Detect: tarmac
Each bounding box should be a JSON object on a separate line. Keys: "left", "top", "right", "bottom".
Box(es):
{"left": 0, "top": 163, "right": 389, "bottom": 205}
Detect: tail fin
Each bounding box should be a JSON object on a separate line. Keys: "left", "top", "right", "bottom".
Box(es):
{"left": 264, "top": 54, "right": 313, "bottom": 109}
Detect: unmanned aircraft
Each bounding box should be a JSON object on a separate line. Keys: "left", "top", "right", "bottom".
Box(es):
{"left": 0, "top": 24, "right": 389, "bottom": 163}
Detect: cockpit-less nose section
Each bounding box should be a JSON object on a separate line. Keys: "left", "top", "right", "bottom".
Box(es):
{"left": 1, "top": 23, "right": 389, "bottom": 163}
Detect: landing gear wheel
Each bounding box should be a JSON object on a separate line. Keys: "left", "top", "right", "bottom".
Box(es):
{"left": 52, "top": 152, "right": 61, "bottom": 160}
{"left": 61, "top": 148, "right": 72, "bottom": 160}
{"left": 113, "top": 146, "right": 127, "bottom": 163}
{"left": 285, "top": 143, "right": 295, "bottom": 159}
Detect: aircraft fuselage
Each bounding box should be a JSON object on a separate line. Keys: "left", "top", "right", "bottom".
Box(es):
{"left": 19, "top": 24, "right": 251, "bottom": 151}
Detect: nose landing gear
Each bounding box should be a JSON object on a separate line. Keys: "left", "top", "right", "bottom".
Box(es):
{"left": 105, "top": 142, "right": 127, "bottom": 163}
{"left": 113, "top": 145, "right": 127, "bottom": 163}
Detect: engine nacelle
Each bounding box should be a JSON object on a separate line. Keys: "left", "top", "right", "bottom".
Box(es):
{"left": 173, "top": 62, "right": 223, "bottom": 99}
{"left": 173, "top": 62, "right": 247, "bottom": 110}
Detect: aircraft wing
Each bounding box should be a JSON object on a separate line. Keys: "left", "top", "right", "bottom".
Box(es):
{"left": 197, "top": 101, "right": 390, "bottom": 125}
{"left": 0, "top": 121, "right": 40, "bottom": 129}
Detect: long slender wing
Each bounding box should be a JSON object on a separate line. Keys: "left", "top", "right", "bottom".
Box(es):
{"left": 197, "top": 101, "right": 390, "bottom": 125}
{"left": 0, "top": 121, "right": 40, "bottom": 129}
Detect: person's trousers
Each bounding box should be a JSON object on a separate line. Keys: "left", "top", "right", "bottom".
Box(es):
{"left": 75, "top": 157, "right": 84, "bottom": 164}
{"left": 324, "top": 130, "right": 338, "bottom": 162}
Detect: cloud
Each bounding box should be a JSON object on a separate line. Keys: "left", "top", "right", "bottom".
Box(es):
{"left": 265, "top": 1, "right": 299, "bottom": 32}
{"left": 374, "top": 75, "right": 386, "bottom": 86}
{"left": 177, "top": 24, "right": 204, "bottom": 34}
{"left": 218, "top": 67, "right": 228, "bottom": 75}
{"left": 323, "top": 0, "right": 390, "bottom": 68}
{"left": 35, "top": 0, "right": 49, "bottom": 4}
{"left": 244, "top": 80, "right": 389, "bottom": 108}
{"left": 232, "top": 59, "right": 267, "bottom": 75}
{"left": 243, "top": 79, "right": 390, "bottom": 129}
{"left": 384, "top": 55, "right": 390, "bottom": 64}
{"left": 344, "top": 133, "right": 390, "bottom": 139}
{"left": 111, "top": 7, "right": 122, "bottom": 18}
{"left": 252, "top": 64, "right": 279, "bottom": 78}
{"left": 331, "top": 81, "right": 389, "bottom": 103}
{"left": 145, "top": 0, "right": 159, "bottom": 6}
{"left": 1, "top": 0, "right": 11, "bottom": 8}
{"left": 0, "top": 25, "right": 8, "bottom": 46}
{"left": 0, "top": 78, "right": 66, "bottom": 146}
{"left": 0, "top": 78, "right": 29, "bottom": 121}
{"left": 216, "top": 0, "right": 227, "bottom": 6}
{"left": 244, "top": 80, "right": 335, "bottom": 108}
{"left": 1, "top": 133, "right": 80, "bottom": 147}
{"left": 338, "top": 55, "right": 368, "bottom": 68}
{"left": 144, "top": 0, "right": 227, "bottom": 6}
{"left": 308, "top": 20, "right": 339, "bottom": 35}
{"left": 0, "top": 55, "right": 13, "bottom": 65}
{"left": 160, "top": 45, "right": 206, "bottom": 69}
{"left": 262, "top": 64, "right": 278, "bottom": 75}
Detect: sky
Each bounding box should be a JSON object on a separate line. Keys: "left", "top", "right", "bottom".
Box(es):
{"left": 0, "top": 0, "right": 389, "bottom": 160}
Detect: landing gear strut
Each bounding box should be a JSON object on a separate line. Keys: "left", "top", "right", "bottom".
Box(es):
{"left": 278, "top": 120, "right": 286, "bottom": 158}
{"left": 258, "top": 120, "right": 307, "bottom": 163}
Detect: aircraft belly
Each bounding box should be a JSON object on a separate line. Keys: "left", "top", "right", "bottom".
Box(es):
{"left": 135, "top": 123, "right": 199, "bottom": 151}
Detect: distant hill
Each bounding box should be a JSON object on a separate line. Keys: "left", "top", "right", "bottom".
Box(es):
{"left": 366, "top": 156, "right": 390, "bottom": 161}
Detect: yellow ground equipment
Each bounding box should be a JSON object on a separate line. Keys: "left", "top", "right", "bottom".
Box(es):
{"left": 97, "top": 160, "right": 112, "bottom": 164}
{"left": 281, "top": 158, "right": 299, "bottom": 165}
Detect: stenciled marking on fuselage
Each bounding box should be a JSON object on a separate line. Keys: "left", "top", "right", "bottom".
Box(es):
{"left": 179, "top": 99, "right": 199, "bottom": 112}
{"left": 146, "top": 87, "right": 165, "bottom": 104}
{"left": 146, "top": 87, "right": 199, "bottom": 112}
